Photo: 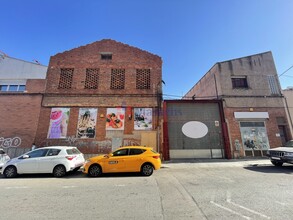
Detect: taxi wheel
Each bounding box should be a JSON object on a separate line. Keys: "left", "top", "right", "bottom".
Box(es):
{"left": 3, "top": 166, "right": 17, "bottom": 178}
{"left": 141, "top": 163, "right": 154, "bottom": 176}
{"left": 88, "top": 164, "right": 102, "bottom": 177}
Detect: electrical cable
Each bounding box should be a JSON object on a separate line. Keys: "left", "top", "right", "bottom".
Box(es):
{"left": 279, "top": 65, "right": 293, "bottom": 77}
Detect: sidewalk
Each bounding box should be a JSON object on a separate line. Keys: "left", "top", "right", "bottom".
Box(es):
{"left": 162, "top": 157, "right": 271, "bottom": 168}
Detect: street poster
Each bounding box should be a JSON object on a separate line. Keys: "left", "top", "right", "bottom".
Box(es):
{"left": 47, "top": 108, "right": 70, "bottom": 139}
{"left": 134, "top": 108, "right": 152, "bottom": 130}
{"left": 106, "top": 108, "right": 125, "bottom": 130}
{"left": 77, "top": 108, "right": 97, "bottom": 138}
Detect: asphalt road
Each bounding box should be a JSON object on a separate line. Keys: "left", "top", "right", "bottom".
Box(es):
{"left": 0, "top": 159, "right": 293, "bottom": 220}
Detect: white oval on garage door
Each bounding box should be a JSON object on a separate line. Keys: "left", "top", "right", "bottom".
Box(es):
{"left": 182, "top": 121, "right": 208, "bottom": 139}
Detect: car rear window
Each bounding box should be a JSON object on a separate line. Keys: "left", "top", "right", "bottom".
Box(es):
{"left": 129, "top": 148, "right": 146, "bottom": 155}
{"left": 47, "top": 149, "right": 61, "bottom": 156}
{"left": 66, "top": 148, "right": 81, "bottom": 155}
{"left": 151, "top": 150, "right": 159, "bottom": 154}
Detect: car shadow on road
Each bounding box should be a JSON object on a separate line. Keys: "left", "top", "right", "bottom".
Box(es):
{"left": 0, "top": 170, "right": 88, "bottom": 179}
{"left": 0, "top": 171, "right": 147, "bottom": 179}
{"left": 244, "top": 164, "right": 293, "bottom": 174}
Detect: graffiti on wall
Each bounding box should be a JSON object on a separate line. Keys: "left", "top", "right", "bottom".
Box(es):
{"left": 63, "top": 136, "right": 112, "bottom": 153}
{"left": 65, "top": 136, "right": 78, "bottom": 146}
{"left": 123, "top": 139, "right": 140, "bottom": 146}
{"left": 0, "top": 137, "right": 21, "bottom": 148}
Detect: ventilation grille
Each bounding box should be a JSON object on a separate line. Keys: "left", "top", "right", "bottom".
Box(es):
{"left": 136, "top": 69, "right": 151, "bottom": 89}
{"left": 85, "top": 68, "right": 99, "bottom": 89}
{"left": 111, "top": 69, "right": 125, "bottom": 89}
{"left": 58, "top": 68, "right": 74, "bottom": 89}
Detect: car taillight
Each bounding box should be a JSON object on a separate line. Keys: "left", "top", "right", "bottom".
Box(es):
{"left": 153, "top": 156, "right": 160, "bottom": 159}
{"left": 66, "top": 156, "right": 76, "bottom": 161}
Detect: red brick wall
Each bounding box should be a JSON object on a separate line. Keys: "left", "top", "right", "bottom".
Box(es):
{"left": 45, "top": 39, "right": 162, "bottom": 95}
{"left": 0, "top": 94, "right": 43, "bottom": 149}
{"left": 225, "top": 107, "right": 289, "bottom": 157}
{"left": 0, "top": 79, "right": 46, "bottom": 152}
{"left": 35, "top": 39, "right": 162, "bottom": 153}
{"left": 26, "top": 79, "right": 46, "bottom": 93}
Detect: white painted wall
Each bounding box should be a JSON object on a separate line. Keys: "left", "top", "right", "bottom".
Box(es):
{"left": 0, "top": 56, "right": 47, "bottom": 80}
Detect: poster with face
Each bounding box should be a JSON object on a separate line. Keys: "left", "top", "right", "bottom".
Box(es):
{"left": 77, "top": 108, "right": 97, "bottom": 138}
{"left": 47, "top": 108, "right": 70, "bottom": 139}
{"left": 106, "top": 108, "right": 125, "bottom": 130}
{"left": 134, "top": 108, "right": 152, "bottom": 130}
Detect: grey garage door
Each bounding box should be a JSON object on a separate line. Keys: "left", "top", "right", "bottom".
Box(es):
{"left": 167, "top": 102, "right": 224, "bottom": 159}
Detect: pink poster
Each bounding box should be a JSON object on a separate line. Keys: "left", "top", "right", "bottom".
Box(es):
{"left": 47, "top": 108, "right": 70, "bottom": 139}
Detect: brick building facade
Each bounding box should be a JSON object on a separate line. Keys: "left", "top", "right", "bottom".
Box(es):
{"left": 0, "top": 56, "right": 47, "bottom": 156}
{"left": 35, "top": 39, "right": 163, "bottom": 155}
{"left": 184, "top": 51, "right": 291, "bottom": 158}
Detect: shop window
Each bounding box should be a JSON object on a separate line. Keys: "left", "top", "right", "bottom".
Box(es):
{"left": 239, "top": 121, "right": 270, "bottom": 153}
{"left": 85, "top": 68, "right": 99, "bottom": 89}
{"left": 136, "top": 69, "right": 151, "bottom": 89}
{"left": 110, "top": 69, "right": 125, "bottom": 89}
{"left": 58, "top": 68, "right": 74, "bottom": 89}
{"left": 232, "top": 77, "right": 248, "bottom": 89}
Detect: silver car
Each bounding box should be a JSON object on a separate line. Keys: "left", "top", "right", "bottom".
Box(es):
{"left": 267, "top": 140, "right": 293, "bottom": 166}
{"left": 2, "top": 146, "right": 85, "bottom": 178}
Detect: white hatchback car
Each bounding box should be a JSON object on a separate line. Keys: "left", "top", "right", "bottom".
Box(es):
{"left": 1, "top": 146, "right": 85, "bottom": 178}
{"left": 0, "top": 148, "right": 10, "bottom": 170}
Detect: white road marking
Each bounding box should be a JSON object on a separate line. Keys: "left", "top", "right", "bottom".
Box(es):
{"left": 115, "top": 184, "right": 126, "bottom": 187}
{"left": 275, "top": 201, "right": 288, "bottom": 206}
{"left": 210, "top": 201, "right": 251, "bottom": 220}
{"left": 5, "top": 186, "right": 29, "bottom": 189}
{"left": 62, "top": 186, "right": 77, "bottom": 188}
{"left": 227, "top": 199, "right": 271, "bottom": 219}
{"left": 226, "top": 192, "right": 271, "bottom": 219}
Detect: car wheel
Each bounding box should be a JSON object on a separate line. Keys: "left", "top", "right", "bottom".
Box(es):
{"left": 141, "top": 163, "right": 154, "bottom": 176}
{"left": 271, "top": 161, "right": 283, "bottom": 166}
{"left": 3, "top": 166, "right": 17, "bottom": 178}
{"left": 88, "top": 164, "right": 102, "bottom": 177}
{"left": 53, "top": 165, "right": 66, "bottom": 177}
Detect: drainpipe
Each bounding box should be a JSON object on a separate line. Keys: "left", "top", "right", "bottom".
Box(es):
{"left": 284, "top": 96, "right": 293, "bottom": 139}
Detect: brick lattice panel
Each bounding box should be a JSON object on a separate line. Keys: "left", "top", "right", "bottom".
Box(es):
{"left": 111, "top": 69, "right": 125, "bottom": 89}
{"left": 85, "top": 68, "right": 99, "bottom": 89}
{"left": 136, "top": 69, "right": 151, "bottom": 89}
{"left": 58, "top": 68, "right": 74, "bottom": 89}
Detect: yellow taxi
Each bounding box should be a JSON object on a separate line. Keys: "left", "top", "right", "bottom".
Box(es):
{"left": 83, "top": 146, "right": 161, "bottom": 177}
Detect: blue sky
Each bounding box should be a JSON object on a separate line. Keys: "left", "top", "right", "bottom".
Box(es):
{"left": 1, "top": 0, "right": 293, "bottom": 98}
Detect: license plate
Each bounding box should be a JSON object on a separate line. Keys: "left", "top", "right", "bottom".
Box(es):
{"left": 271, "top": 157, "right": 281, "bottom": 160}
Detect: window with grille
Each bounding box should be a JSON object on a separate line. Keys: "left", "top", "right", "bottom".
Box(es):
{"left": 58, "top": 68, "right": 74, "bottom": 89}
{"left": 268, "top": 75, "right": 279, "bottom": 94}
{"left": 110, "top": 69, "right": 125, "bottom": 89}
{"left": 85, "top": 68, "right": 99, "bottom": 89}
{"left": 136, "top": 69, "right": 151, "bottom": 89}
{"left": 231, "top": 77, "right": 248, "bottom": 89}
